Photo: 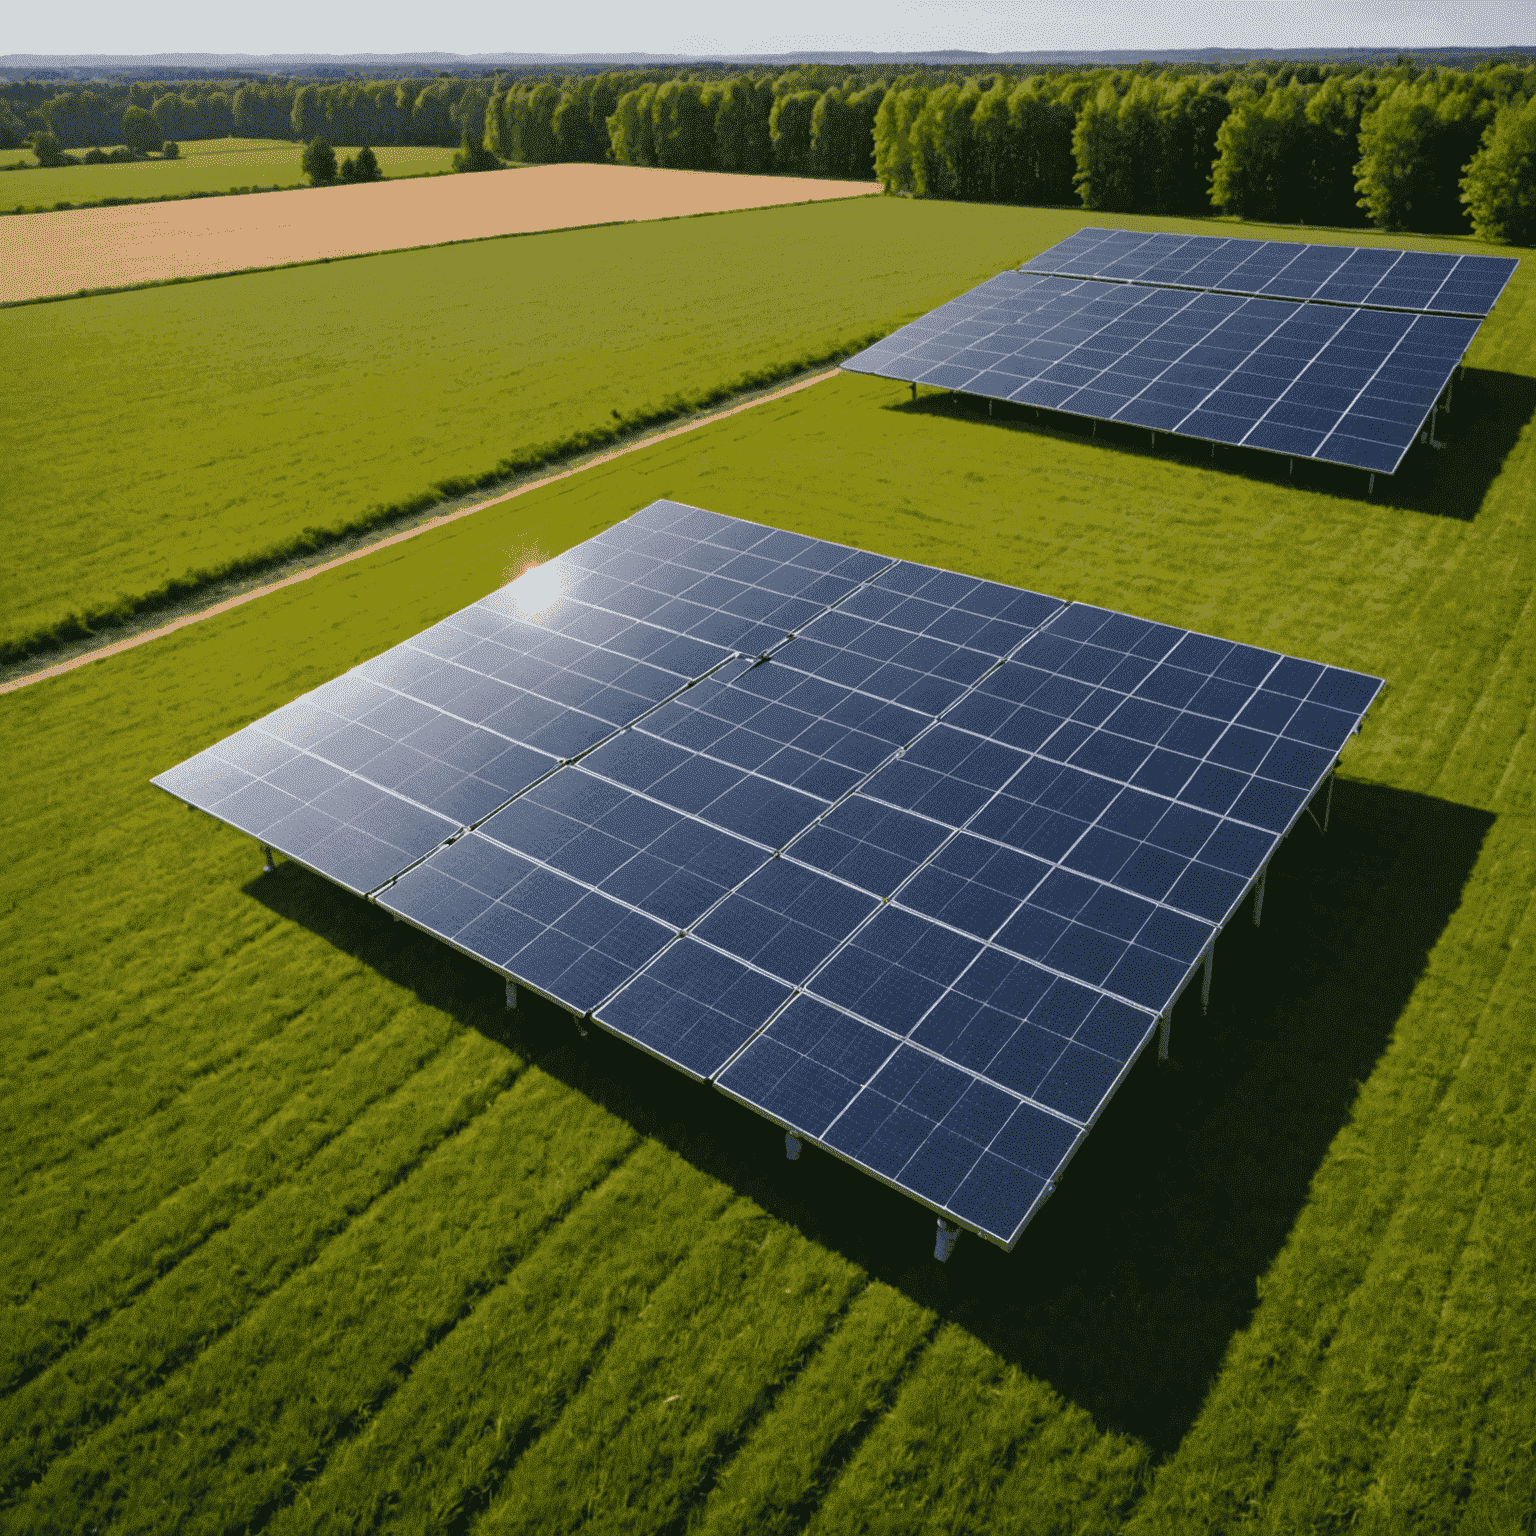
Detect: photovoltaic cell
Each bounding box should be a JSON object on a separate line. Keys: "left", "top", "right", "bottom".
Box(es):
{"left": 377, "top": 830, "right": 674, "bottom": 1015}
{"left": 1020, "top": 227, "right": 1519, "bottom": 317}
{"left": 841, "top": 269, "right": 1480, "bottom": 474}
{"left": 157, "top": 500, "right": 1384, "bottom": 1253}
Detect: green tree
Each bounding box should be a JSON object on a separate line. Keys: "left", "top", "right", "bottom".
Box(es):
{"left": 1462, "top": 94, "right": 1536, "bottom": 244}
{"left": 338, "top": 145, "right": 382, "bottom": 183}
{"left": 652, "top": 79, "right": 714, "bottom": 169}
{"left": 1356, "top": 76, "right": 1491, "bottom": 232}
{"left": 842, "top": 83, "right": 886, "bottom": 179}
{"left": 301, "top": 136, "right": 338, "bottom": 185}
{"left": 607, "top": 85, "right": 657, "bottom": 166}
{"left": 713, "top": 76, "right": 771, "bottom": 173}
{"left": 162, "top": 140, "right": 179, "bottom": 160}
{"left": 27, "top": 130, "right": 75, "bottom": 167}
{"left": 910, "top": 81, "right": 984, "bottom": 201}
{"left": 1009, "top": 78, "right": 1078, "bottom": 205}
{"left": 872, "top": 85, "right": 925, "bottom": 193}
{"left": 770, "top": 90, "right": 819, "bottom": 175}
{"left": 151, "top": 92, "right": 188, "bottom": 141}
{"left": 120, "top": 104, "right": 162, "bottom": 155}
{"left": 1072, "top": 77, "right": 1163, "bottom": 213}
{"left": 452, "top": 132, "right": 500, "bottom": 172}
{"left": 1209, "top": 83, "right": 1312, "bottom": 221}
{"left": 290, "top": 84, "right": 324, "bottom": 142}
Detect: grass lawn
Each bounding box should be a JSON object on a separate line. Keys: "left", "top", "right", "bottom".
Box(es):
{"left": 0, "top": 137, "right": 459, "bottom": 214}
{"left": 2, "top": 199, "right": 1522, "bottom": 671}
{"left": 2, "top": 259, "right": 1534, "bottom": 1531}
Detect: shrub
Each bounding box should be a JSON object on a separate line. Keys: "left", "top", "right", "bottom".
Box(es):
{"left": 28, "top": 132, "right": 77, "bottom": 168}
{"left": 302, "top": 136, "right": 338, "bottom": 185}
{"left": 162, "top": 140, "right": 180, "bottom": 160}
{"left": 339, "top": 145, "right": 382, "bottom": 183}
{"left": 451, "top": 133, "right": 500, "bottom": 172}
{"left": 83, "top": 146, "right": 108, "bottom": 164}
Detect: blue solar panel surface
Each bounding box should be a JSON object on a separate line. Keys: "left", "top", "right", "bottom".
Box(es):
{"left": 841, "top": 270, "right": 1480, "bottom": 473}
{"left": 156, "top": 500, "right": 1384, "bottom": 1251}
{"left": 1020, "top": 227, "right": 1519, "bottom": 317}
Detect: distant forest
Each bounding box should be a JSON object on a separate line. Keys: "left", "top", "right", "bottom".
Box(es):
{"left": 5, "top": 59, "right": 1535, "bottom": 243}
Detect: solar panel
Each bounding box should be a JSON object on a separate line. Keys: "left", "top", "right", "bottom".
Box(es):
{"left": 1021, "top": 228, "right": 1519, "bottom": 317}
{"left": 156, "top": 500, "right": 1383, "bottom": 1255}
{"left": 841, "top": 269, "right": 1480, "bottom": 475}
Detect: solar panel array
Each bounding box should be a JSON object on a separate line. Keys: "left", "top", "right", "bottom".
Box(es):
{"left": 156, "top": 500, "right": 1384, "bottom": 1251}
{"left": 843, "top": 226, "right": 1519, "bottom": 477}
{"left": 1019, "top": 228, "right": 1519, "bottom": 317}
{"left": 841, "top": 270, "right": 1481, "bottom": 474}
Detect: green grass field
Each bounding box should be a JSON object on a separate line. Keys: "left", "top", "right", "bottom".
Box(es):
{"left": 0, "top": 137, "right": 458, "bottom": 214}
{"left": 3, "top": 214, "right": 1534, "bottom": 1531}
{"left": 1, "top": 198, "right": 1518, "bottom": 670}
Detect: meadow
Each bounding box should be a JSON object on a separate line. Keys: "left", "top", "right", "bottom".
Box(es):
{"left": 2, "top": 196, "right": 1533, "bottom": 1528}
{"left": 0, "top": 137, "right": 459, "bottom": 214}
{"left": 1, "top": 199, "right": 1516, "bottom": 671}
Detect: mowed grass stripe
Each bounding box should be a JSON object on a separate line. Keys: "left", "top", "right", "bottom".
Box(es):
{"left": 1, "top": 963, "right": 448, "bottom": 1319}
{"left": 1123, "top": 818, "right": 1536, "bottom": 1532}
{"left": 804, "top": 1325, "right": 1146, "bottom": 1535}
{"left": 1253, "top": 864, "right": 1536, "bottom": 1531}
{"left": 267, "top": 1143, "right": 736, "bottom": 1535}
{"left": 475, "top": 1207, "right": 865, "bottom": 1536}
{"left": 7, "top": 1071, "right": 637, "bottom": 1533}
{"left": 690, "top": 1281, "right": 938, "bottom": 1536}
{"left": 1, "top": 831, "right": 390, "bottom": 1174}
{"left": 0, "top": 1031, "right": 517, "bottom": 1502}
{"left": 1364, "top": 978, "right": 1536, "bottom": 1532}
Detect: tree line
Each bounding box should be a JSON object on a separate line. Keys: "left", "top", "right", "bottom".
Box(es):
{"left": 6, "top": 60, "right": 1534, "bottom": 243}
{"left": 871, "top": 62, "right": 1536, "bottom": 242}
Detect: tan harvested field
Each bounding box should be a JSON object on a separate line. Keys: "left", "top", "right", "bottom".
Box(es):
{"left": 0, "top": 162, "right": 879, "bottom": 302}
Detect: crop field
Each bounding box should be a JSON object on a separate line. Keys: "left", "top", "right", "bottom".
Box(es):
{"left": 0, "top": 137, "right": 459, "bottom": 214}
{"left": 3, "top": 189, "right": 1534, "bottom": 1529}
{"left": 1, "top": 199, "right": 1512, "bottom": 670}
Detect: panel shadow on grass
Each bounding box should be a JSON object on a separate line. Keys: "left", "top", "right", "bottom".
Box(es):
{"left": 249, "top": 779, "right": 1492, "bottom": 1458}
{"left": 885, "top": 367, "right": 1534, "bottom": 522}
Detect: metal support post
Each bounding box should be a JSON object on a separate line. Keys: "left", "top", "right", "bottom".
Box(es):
{"left": 910, "top": 381, "right": 917, "bottom": 402}
{"left": 785, "top": 1132, "right": 803, "bottom": 1161}
{"left": 262, "top": 845, "right": 275, "bottom": 874}
{"left": 505, "top": 979, "right": 518, "bottom": 1011}
{"left": 573, "top": 1013, "right": 589, "bottom": 1038}
{"left": 934, "top": 1218, "right": 960, "bottom": 1262}
{"left": 1289, "top": 457, "right": 1294, "bottom": 480}
{"left": 1445, "top": 378, "right": 1453, "bottom": 414}
{"left": 1201, "top": 944, "right": 1214, "bottom": 1015}
{"left": 1368, "top": 472, "right": 1375, "bottom": 495}
{"left": 1253, "top": 866, "right": 1268, "bottom": 927}
{"left": 1323, "top": 769, "right": 1336, "bottom": 834}
{"left": 1158, "top": 1008, "right": 1172, "bottom": 1061}
{"left": 1428, "top": 404, "right": 1442, "bottom": 448}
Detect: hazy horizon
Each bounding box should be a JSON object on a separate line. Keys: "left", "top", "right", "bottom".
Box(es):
{"left": 7, "top": 1, "right": 1534, "bottom": 68}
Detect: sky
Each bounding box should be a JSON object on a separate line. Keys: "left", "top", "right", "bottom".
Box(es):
{"left": 7, "top": 0, "right": 1534, "bottom": 59}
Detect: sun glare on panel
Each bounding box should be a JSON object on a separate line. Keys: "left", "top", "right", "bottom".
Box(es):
{"left": 510, "top": 562, "right": 561, "bottom": 614}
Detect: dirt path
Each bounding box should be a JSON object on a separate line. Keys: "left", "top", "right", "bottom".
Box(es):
{"left": 1, "top": 163, "right": 878, "bottom": 303}
{"left": 0, "top": 367, "right": 842, "bottom": 696}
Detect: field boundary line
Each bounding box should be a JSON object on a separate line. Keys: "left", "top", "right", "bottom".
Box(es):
{"left": 0, "top": 186, "right": 878, "bottom": 309}
{"left": 0, "top": 367, "right": 840, "bottom": 699}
